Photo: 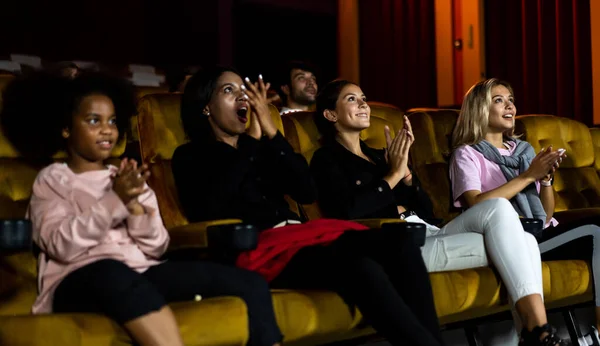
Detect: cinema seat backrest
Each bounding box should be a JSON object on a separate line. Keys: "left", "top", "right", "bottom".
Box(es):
{"left": 516, "top": 115, "right": 600, "bottom": 210}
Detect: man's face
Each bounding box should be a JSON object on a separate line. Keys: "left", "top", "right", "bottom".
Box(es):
{"left": 286, "top": 68, "right": 317, "bottom": 106}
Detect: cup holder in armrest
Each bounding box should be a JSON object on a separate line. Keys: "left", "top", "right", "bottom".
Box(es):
{"left": 520, "top": 218, "right": 544, "bottom": 239}
{"left": 382, "top": 222, "right": 426, "bottom": 247}
{"left": 0, "top": 219, "right": 32, "bottom": 252}
{"left": 206, "top": 224, "right": 258, "bottom": 251}
{"left": 205, "top": 224, "right": 258, "bottom": 265}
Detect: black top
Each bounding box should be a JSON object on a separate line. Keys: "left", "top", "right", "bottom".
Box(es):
{"left": 310, "top": 140, "right": 434, "bottom": 220}
{"left": 172, "top": 132, "right": 317, "bottom": 229}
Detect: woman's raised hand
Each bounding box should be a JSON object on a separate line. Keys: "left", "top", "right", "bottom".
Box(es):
{"left": 243, "top": 75, "right": 277, "bottom": 139}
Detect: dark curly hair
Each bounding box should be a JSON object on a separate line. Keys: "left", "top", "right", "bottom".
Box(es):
{"left": 1, "top": 70, "right": 136, "bottom": 159}
{"left": 314, "top": 79, "right": 355, "bottom": 143}
{"left": 180, "top": 66, "right": 238, "bottom": 143}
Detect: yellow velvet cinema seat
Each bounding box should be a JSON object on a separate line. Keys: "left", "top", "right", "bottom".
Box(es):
{"left": 407, "top": 108, "right": 462, "bottom": 222}
{"left": 124, "top": 88, "right": 173, "bottom": 164}
{"left": 407, "top": 109, "right": 593, "bottom": 320}
{"left": 0, "top": 130, "right": 252, "bottom": 346}
{"left": 591, "top": 127, "right": 600, "bottom": 177}
{"left": 368, "top": 101, "right": 405, "bottom": 132}
{"left": 129, "top": 87, "right": 172, "bottom": 142}
{"left": 282, "top": 111, "right": 395, "bottom": 164}
{"left": 516, "top": 115, "right": 600, "bottom": 215}
{"left": 137, "top": 93, "right": 384, "bottom": 345}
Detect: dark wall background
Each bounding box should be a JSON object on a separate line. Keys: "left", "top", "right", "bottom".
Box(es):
{"left": 233, "top": 1, "right": 337, "bottom": 83}
{"left": 0, "top": 0, "right": 337, "bottom": 80}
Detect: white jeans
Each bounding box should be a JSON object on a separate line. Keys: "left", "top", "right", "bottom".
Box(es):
{"left": 417, "top": 198, "right": 543, "bottom": 304}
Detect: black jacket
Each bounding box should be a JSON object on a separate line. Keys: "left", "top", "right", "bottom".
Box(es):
{"left": 172, "top": 132, "right": 317, "bottom": 229}
{"left": 310, "top": 140, "right": 434, "bottom": 220}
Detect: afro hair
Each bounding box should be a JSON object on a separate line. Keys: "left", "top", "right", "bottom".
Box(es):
{"left": 1, "top": 70, "right": 136, "bottom": 159}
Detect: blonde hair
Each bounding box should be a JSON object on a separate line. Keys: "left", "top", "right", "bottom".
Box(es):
{"left": 451, "top": 78, "right": 516, "bottom": 148}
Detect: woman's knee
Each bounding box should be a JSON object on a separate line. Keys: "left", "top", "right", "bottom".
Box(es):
{"left": 480, "top": 197, "right": 514, "bottom": 213}
{"left": 478, "top": 198, "right": 522, "bottom": 229}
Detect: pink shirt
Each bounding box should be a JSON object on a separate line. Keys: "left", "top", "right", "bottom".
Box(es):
{"left": 28, "top": 163, "right": 169, "bottom": 314}
{"left": 449, "top": 144, "right": 557, "bottom": 227}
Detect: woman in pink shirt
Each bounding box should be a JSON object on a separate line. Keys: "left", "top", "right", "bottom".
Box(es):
{"left": 1, "top": 71, "right": 282, "bottom": 346}
{"left": 450, "top": 78, "right": 600, "bottom": 344}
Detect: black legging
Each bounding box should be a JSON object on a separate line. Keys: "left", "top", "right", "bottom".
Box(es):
{"left": 53, "top": 259, "right": 283, "bottom": 346}
{"left": 539, "top": 215, "right": 600, "bottom": 306}
{"left": 271, "top": 228, "right": 443, "bottom": 346}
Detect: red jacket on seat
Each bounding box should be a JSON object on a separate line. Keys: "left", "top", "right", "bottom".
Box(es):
{"left": 236, "top": 219, "right": 369, "bottom": 281}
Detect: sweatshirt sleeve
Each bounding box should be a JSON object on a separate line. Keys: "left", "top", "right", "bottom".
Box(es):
{"left": 29, "top": 169, "right": 130, "bottom": 263}
{"left": 263, "top": 132, "right": 317, "bottom": 204}
{"left": 449, "top": 146, "right": 483, "bottom": 207}
{"left": 126, "top": 186, "right": 170, "bottom": 259}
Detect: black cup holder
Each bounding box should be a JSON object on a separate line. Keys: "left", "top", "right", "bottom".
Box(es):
{"left": 205, "top": 223, "right": 258, "bottom": 264}
{"left": 382, "top": 222, "right": 426, "bottom": 247}
{"left": 520, "top": 218, "right": 544, "bottom": 239}
{"left": 206, "top": 224, "right": 258, "bottom": 251}
{"left": 0, "top": 219, "right": 33, "bottom": 252}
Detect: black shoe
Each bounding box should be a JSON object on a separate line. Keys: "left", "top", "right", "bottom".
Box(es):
{"left": 519, "top": 324, "right": 569, "bottom": 346}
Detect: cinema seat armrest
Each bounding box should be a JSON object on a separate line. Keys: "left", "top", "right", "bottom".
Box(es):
{"left": 167, "top": 219, "right": 242, "bottom": 251}
{"left": 0, "top": 219, "right": 32, "bottom": 252}
{"left": 351, "top": 218, "right": 405, "bottom": 229}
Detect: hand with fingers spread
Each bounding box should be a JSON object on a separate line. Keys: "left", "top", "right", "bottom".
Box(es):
{"left": 242, "top": 75, "right": 278, "bottom": 139}
{"left": 523, "top": 146, "right": 563, "bottom": 181}
{"left": 112, "top": 158, "right": 151, "bottom": 211}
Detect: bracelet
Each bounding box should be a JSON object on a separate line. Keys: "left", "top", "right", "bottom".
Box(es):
{"left": 402, "top": 171, "right": 412, "bottom": 181}
{"left": 540, "top": 178, "right": 552, "bottom": 187}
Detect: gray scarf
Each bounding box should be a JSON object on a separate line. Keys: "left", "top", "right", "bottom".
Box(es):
{"left": 470, "top": 139, "right": 547, "bottom": 224}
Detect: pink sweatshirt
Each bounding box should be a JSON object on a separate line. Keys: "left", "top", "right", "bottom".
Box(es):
{"left": 450, "top": 144, "right": 558, "bottom": 228}
{"left": 28, "top": 163, "right": 169, "bottom": 314}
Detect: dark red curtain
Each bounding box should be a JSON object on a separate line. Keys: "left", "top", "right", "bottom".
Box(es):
{"left": 359, "top": 0, "right": 437, "bottom": 110}
{"left": 485, "top": 0, "right": 592, "bottom": 125}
